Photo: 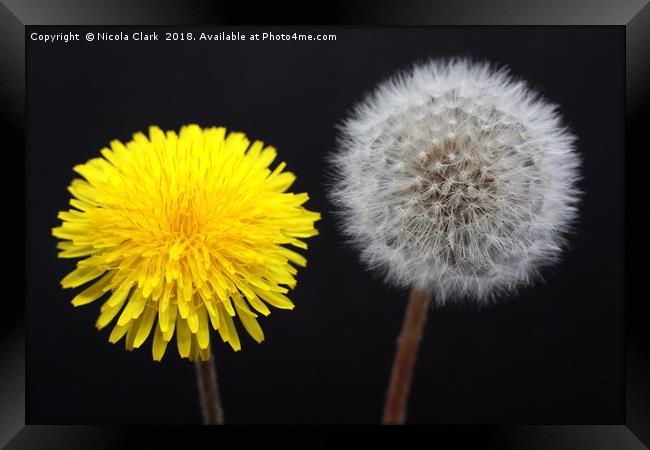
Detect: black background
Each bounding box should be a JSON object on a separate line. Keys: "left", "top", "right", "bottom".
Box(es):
{"left": 26, "top": 26, "right": 624, "bottom": 424}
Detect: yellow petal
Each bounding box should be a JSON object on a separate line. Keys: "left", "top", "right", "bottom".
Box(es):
{"left": 189, "top": 336, "right": 199, "bottom": 361}
{"left": 134, "top": 307, "right": 156, "bottom": 348}
{"left": 235, "top": 303, "right": 264, "bottom": 343}
{"left": 187, "top": 306, "right": 199, "bottom": 334}
{"left": 158, "top": 301, "right": 172, "bottom": 333}
{"left": 125, "top": 314, "right": 143, "bottom": 351}
{"left": 198, "top": 342, "right": 211, "bottom": 361}
{"left": 152, "top": 321, "right": 168, "bottom": 361}
{"left": 255, "top": 289, "right": 295, "bottom": 310}
{"left": 160, "top": 281, "right": 173, "bottom": 312}
{"left": 61, "top": 266, "right": 105, "bottom": 289}
{"left": 222, "top": 313, "right": 241, "bottom": 351}
{"left": 177, "top": 300, "right": 190, "bottom": 319}
{"left": 71, "top": 272, "right": 112, "bottom": 306}
{"left": 276, "top": 246, "right": 307, "bottom": 267}
{"left": 215, "top": 306, "right": 230, "bottom": 343}
{"left": 162, "top": 306, "right": 177, "bottom": 342}
{"left": 117, "top": 290, "right": 145, "bottom": 326}
{"left": 197, "top": 307, "right": 210, "bottom": 349}
{"left": 106, "top": 279, "right": 135, "bottom": 308}
{"left": 232, "top": 293, "right": 257, "bottom": 317}
{"left": 206, "top": 303, "right": 220, "bottom": 330}
{"left": 95, "top": 294, "right": 128, "bottom": 330}
{"left": 237, "top": 283, "right": 270, "bottom": 316}
{"left": 57, "top": 243, "right": 94, "bottom": 259}
{"left": 176, "top": 316, "right": 191, "bottom": 358}
{"left": 109, "top": 323, "right": 129, "bottom": 344}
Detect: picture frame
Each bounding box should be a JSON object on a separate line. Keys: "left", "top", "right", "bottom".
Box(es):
{"left": 2, "top": 1, "right": 646, "bottom": 447}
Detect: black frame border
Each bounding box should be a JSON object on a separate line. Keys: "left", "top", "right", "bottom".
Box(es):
{"left": 2, "top": 1, "right": 648, "bottom": 448}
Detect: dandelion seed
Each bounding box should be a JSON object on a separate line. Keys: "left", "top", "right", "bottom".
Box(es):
{"left": 329, "top": 58, "right": 580, "bottom": 424}
{"left": 330, "top": 58, "right": 580, "bottom": 303}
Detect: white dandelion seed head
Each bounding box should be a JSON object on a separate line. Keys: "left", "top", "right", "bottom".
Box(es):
{"left": 329, "top": 58, "right": 581, "bottom": 304}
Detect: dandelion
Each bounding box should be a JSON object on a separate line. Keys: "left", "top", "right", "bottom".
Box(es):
{"left": 53, "top": 124, "right": 319, "bottom": 359}
{"left": 52, "top": 124, "right": 320, "bottom": 423}
{"left": 329, "top": 59, "right": 580, "bottom": 424}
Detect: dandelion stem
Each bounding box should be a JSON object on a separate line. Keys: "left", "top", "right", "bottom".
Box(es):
{"left": 382, "top": 286, "right": 432, "bottom": 425}
{"left": 195, "top": 357, "right": 224, "bottom": 425}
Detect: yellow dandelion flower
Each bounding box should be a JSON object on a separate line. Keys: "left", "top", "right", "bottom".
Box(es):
{"left": 52, "top": 124, "right": 320, "bottom": 361}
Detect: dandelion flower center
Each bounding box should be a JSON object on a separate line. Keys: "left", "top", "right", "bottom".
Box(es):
{"left": 53, "top": 124, "right": 320, "bottom": 360}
